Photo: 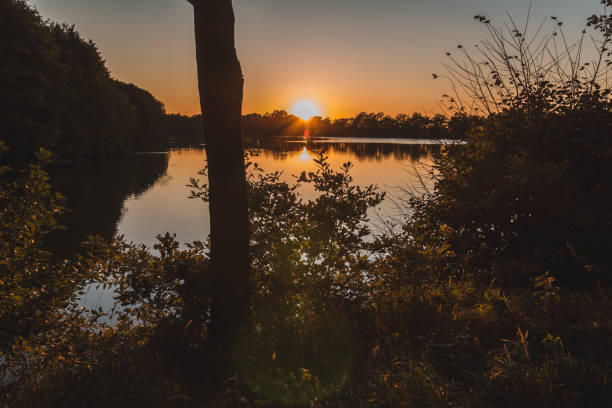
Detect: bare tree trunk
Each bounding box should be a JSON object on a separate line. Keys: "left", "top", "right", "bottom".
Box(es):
{"left": 187, "top": 0, "right": 250, "bottom": 372}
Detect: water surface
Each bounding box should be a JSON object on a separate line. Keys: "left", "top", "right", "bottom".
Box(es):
{"left": 50, "top": 137, "right": 440, "bottom": 255}
{"left": 50, "top": 137, "right": 442, "bottom": 311}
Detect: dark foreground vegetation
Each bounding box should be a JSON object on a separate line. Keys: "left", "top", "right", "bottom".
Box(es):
{"left": 2, "top": 1, "right": 612, "bottom": 407}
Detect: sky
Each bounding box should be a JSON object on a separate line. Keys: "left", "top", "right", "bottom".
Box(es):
{"left": 30, "top": 0, "right": 604, "bottom": 118}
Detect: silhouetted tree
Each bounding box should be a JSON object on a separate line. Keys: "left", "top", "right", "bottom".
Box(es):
{"left": 186, "top": 0, "right": 251, "bottom": 372}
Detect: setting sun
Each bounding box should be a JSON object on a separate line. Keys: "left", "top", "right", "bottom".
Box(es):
{"left": 289, "top": 99, "right": 323, "bottom": 121}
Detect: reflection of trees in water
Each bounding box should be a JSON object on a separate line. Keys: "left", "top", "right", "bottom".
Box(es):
{"left": 245, "top": 137, "right": 303, "bottom": 160}
{"left": 323, "top": 142, "right": 440, "bottom": 162}
{"left": 246, "top": 137, "right": 440, "bottom": 162}
{"left": 46, "top": 153, "right": 170, "bottom": 258}
{"left": 43, "top": 140, "right": 436, "bottom": 257}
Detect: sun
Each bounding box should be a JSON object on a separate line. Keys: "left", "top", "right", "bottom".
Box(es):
{"left": 289, "top": 99, "right": 323, "bottom": 121}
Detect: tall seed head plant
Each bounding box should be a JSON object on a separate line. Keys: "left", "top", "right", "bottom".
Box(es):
{"left": 434, "top": 2, "right": 611, "bottom": 117}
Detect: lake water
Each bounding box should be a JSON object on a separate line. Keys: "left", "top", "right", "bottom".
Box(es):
{"left": 48, "top": 137, "right": 443, "bottom": 309}
{"left": 49, "top": 137, "right": 443, "bottom": 256}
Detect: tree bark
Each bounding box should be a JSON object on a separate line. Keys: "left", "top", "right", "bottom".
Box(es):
{"left": 187, "top": 0, "right": 250, "bottom": 372}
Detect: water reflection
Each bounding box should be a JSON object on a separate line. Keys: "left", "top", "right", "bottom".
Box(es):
{"left": 46, "top": 152, "right": 170, "bottom": 258}
{"left": 46, "top": 137, "right": 439, "bottom": 259}
{"left": 296, "top": 146, "right": 314, "bottom": 162}
{"left": 251, "top": 136, "right": 441, "bottom": 162}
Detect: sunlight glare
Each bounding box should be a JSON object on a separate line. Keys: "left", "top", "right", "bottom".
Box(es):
{"left": 290, "top": 99, "right": 322, "bottom": 121}
{"left": 296, "top": 147, "right": 313, "bottom": 162}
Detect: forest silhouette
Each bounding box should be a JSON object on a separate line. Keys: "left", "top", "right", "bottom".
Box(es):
{"left": 0, "top": 1, "right": 168, "bottom": 166}
{"left": 1, "top": 0, "right": 612, "bottom": 407}
{"left": 167, "top": 110, "right": 472, "bottom": 144}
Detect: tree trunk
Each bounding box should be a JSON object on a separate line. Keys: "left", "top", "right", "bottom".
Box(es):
{"left": 188, "top": 0, "right": 250, "bottom": 372}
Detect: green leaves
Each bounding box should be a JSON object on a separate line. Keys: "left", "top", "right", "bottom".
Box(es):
{"left": 0, "top": 146, "right": 88, "bottom": 363}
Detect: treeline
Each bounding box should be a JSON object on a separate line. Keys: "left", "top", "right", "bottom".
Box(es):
{"left": 0, "top": 0, "right": 167, "bottom": 166}
{"left": 167, "top": 110, "right": 474, "bottom": 142}
{"left": 301, "top": 111, "right": 472, "bottom": 139}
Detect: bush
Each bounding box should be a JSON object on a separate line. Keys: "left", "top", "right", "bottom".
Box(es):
{"left": 423, "top": 3, "right": 612, "bottom": 285}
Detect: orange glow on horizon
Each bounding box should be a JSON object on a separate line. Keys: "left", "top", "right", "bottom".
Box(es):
{"left": 31, "top": 0, "right": 598, "bottom": 121}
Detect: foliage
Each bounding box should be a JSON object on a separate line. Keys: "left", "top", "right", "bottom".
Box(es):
{"left": 358, "top": 4, "right": 612, "bottom": 406}
{"left": 2, "top": 137, "right": 612, "bottom": 407}
{"left": 423, "top": 3, "right": 612, "bottom": 286}
{"left": 0, "top": 0, "right": 167, "bottom": 166}
{"left": 0, "top": 143, "right": 84, "bottom": 353}
{"left": 189, "top": 150, "right": 384, "bottom": 405}
{"left": 1, "top": 148, "right": 385, "bottom": 406}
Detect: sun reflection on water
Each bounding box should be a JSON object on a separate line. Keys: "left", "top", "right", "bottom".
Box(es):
{"left": 296, "top": 146, "right": 313, "bottom": 162}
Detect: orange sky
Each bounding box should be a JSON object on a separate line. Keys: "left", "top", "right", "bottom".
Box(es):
{"left": 30, "top": 0, "right": 603, "bottom": 118}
